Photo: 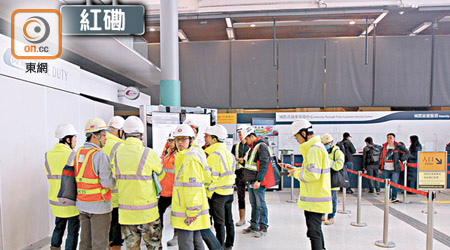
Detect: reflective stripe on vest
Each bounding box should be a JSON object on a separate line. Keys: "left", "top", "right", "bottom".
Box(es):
{"left": 171, "top": 209, "right": 209, "bottom": 218}
{"left": 75, "top": 148, "right": 111, "bottom": 202}
{"left": 210, "top": 151, "right": 235, "bottom": 177}
{"left": 173, "top": 164, "right": 204, "bottom": 188}
{"left": 163, "top": 168, "right": 176, "bottom": 174}
{"left": 208, "top": 185, "right": 234, "bottom": 192}
{"left": 300, "top": 196, "right": 332, "bottom": 202}
{"left": 115, "top": 148, "right": 159, "bottom": 180}
{"left": 119, "top": 202, "right": 157, "bottom": 211}
{"left": 45, "top": 151, "right": 76, "bottom": 180}
{"left": 244, "top": 143, "right": 272, "bottom": 172}
{"left": 49, "top": 200, "right": 74, "bottom": 207}
{"left": 109, "top": 142, "right": 122, "bottom": 159}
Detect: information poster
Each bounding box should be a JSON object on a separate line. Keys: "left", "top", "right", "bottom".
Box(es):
{"left": 418, "top": 151, "right": 447, "bottom": 190}
{"left": 152, "top": 113, "right": 180, "bottom": 156}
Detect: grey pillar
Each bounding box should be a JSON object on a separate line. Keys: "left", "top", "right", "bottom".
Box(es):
{"left": 160, "top": 0, "right": 181, "bottom": 106}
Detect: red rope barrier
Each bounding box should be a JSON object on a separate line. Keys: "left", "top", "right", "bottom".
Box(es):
{"left": 347, "top": 169, "right": 358, "bottom": 175}
{"left": 345, "top": 168, "right": 428, "bottom": 196}
{"left": 389, "top": 181, "right": 428, "bottom": 197}
{"left": 360, "top": 172, "right": 386, "bottom": 183}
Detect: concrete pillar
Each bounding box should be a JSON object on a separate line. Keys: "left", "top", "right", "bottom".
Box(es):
{"left": 160, "top": 0, "right": 181, "bottom": 106}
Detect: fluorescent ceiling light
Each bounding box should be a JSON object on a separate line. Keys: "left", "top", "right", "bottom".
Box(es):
{"left": 233, "top": 19, "right": 371, "bottom": 28}
{"left": 359, "top": 24, "right": 374, "bottom": 36}
{"left": 225, "top": 18, "right": 233, "bottom": 28}
{"left": 373, "top": 12, "right": 388, "bottom": 24}
{"left": 250, "top": 23, "right": 256, "bottom": 27}
{"left": 178, "top": 29, "right": 189, "bottom": 42}
{"left": 226, "top": 27, "right": 235, "bottom": 40}
{"left": 410, "top": 22, "right": 432, "bottom": 35}
{"left": 439, "top": 16, "right": 450, "bottom": 22}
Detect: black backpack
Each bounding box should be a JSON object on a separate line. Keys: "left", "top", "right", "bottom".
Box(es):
{"left": 366, "top": 144, "right": 381, "bottom": 165}
{"left": 336, "top": 141, "right": 346, "bottom": 157}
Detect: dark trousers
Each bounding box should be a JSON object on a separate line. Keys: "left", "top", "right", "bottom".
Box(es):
{"left": 51, "top": 215, "right": 80, "bottom": 250}
{"left": 109, "top": 207, "right": 123, "bottom": 247}
{"left": 178, "top": 230, "right": 204, "bottom": 250}
{"left": 366, "top": 169, "right": 380, "bottom": 191}
{"left": 304, "top": 211, "right": 325, "bottom": 250}
{"left": 345, "top": 162, "right": 354, "bottom": 189}
{"left": 200, "top": 228, "right": 223, "bottom": 250}
{"left": 235, "top": 169, "right": 246, "bottom": 210}
{"left": 158, "top": 195, "right": 172, "bottom": 227}
{"left": 209, "top": 193, "right": 235, "bottom": 248}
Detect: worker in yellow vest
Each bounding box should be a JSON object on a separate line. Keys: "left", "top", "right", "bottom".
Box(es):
{"left": 75, "top": 118, "right": 116, "bottom": 250}
{"left": 113, "top": 116, "right": 165, "bottom": 250}
{"left": 46, "top": 123, "right": 80, "bottom": 250}
{"left": 204, "top": 125, "right": 236, "bottom": 250}
{"left": 171, "top": 124, "right": 221, "bottom": 250}
{"left": 321, "top": 133, "right": 345, "bottom": 226}
{"left": 103, "top": 116, "right": 125, "bottom": 250}
{"left": 282, "top": 119, "right": 331, "bottom": 250}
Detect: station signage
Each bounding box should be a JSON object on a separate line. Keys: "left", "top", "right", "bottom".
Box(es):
{"left": 417, "top": 151, "right": 447, "bottom": 190}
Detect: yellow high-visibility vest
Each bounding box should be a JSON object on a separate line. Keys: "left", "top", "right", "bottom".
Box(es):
{"left": 293, "top": 136, "right": 332, "bottom": 214}
{"left": 170, "top": 146, "right": 211, "bottom": 231}
{"left": 102, "top": 132, "right": 124, "bottom": 208}
{"left": 113, "top": 137, "right": 164, "bottom": 225}
{"left": 45, "top": 143, "right": 79, "bottom": 218}
{"left": 204, "top": 142, "right": 236, "bottom": 197}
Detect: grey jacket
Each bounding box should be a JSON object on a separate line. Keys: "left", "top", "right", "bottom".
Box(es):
{"left": 76, "top": 142, "right": 116, "bottom": 214}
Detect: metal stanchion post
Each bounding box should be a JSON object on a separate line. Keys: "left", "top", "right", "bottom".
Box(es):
{"left": 403, "top": 162, "right": 410, "bottom": 203}
{"left": 375, "top": 179, "right": 395, "bottom": 248}
{"left": 352, "top": 171, "right": 367, "bottom": 227}
{"left": 338, "top": 187, "right": 351, "bottom": 214}
{"left": 287, "top": 154, "right": 297, "bottom": 203}
{"left": 426, "top": 191, "right": 435, "bottom": 250}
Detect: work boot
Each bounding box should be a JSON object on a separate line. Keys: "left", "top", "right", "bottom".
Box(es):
{"left": 242, "top": 225, "right": 258, "bottom": 234}
{"left": 346, "top": 189, "right": 354, "bottom": 194}
{"left": 324, "top": 218, "right": 334, "bottom": 225}
{"left": 321, "top": 216, "right": 325, "bottom": 221}
{"left": 111, "top": 246, "right": 122, "bottom": 250}
{"left": 50, "top": 246, "right": 61, "bottom": 250}
{"left": 235, "top": 209, "right": 246, "bottom": 226}
{"left": 167, "top": 235, "right": 178, "bottom": 246}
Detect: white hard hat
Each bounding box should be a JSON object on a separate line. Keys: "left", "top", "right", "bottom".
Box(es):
{"left": 108, "top": 116, "right": 125, "bottom": 129}
{"left": 173, "top": 124, "right": 195, "bottom": 138}
{"left": 85, "top": 118, "right": 107, "bottom": 133}
{"left": 168, "top": 131, "right": 175, "bottom": 140}
{"left": 240, "top": 125, "right": 255, "bottom": 139}
{"left": 290, "top": 119, "right": 313, "bottom": 136}
{"left": 55, "top": 123, "right": 77, "bottom": 139}
{"left": 123, "top": 116, "right": 144, "bottom": 134}
{"left": 321, "top": 133, "right": 334, "bottom": 144}
{"left": 237, "top": 124, "right": 247, "bottom": 132}
{"left": 205, "top": 125, "right": 228, "bottom": 141}
{"left": 183, "top": 119, "right": 199, "bottom": 129}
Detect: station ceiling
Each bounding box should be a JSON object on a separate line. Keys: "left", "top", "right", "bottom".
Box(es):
{"left": 143, "top": 7, "right": 450, "bottom": 43}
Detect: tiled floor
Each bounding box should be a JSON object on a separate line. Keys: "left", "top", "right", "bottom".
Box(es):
{"left": 35, "top": 189, "right": 450, "bottom": 250}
